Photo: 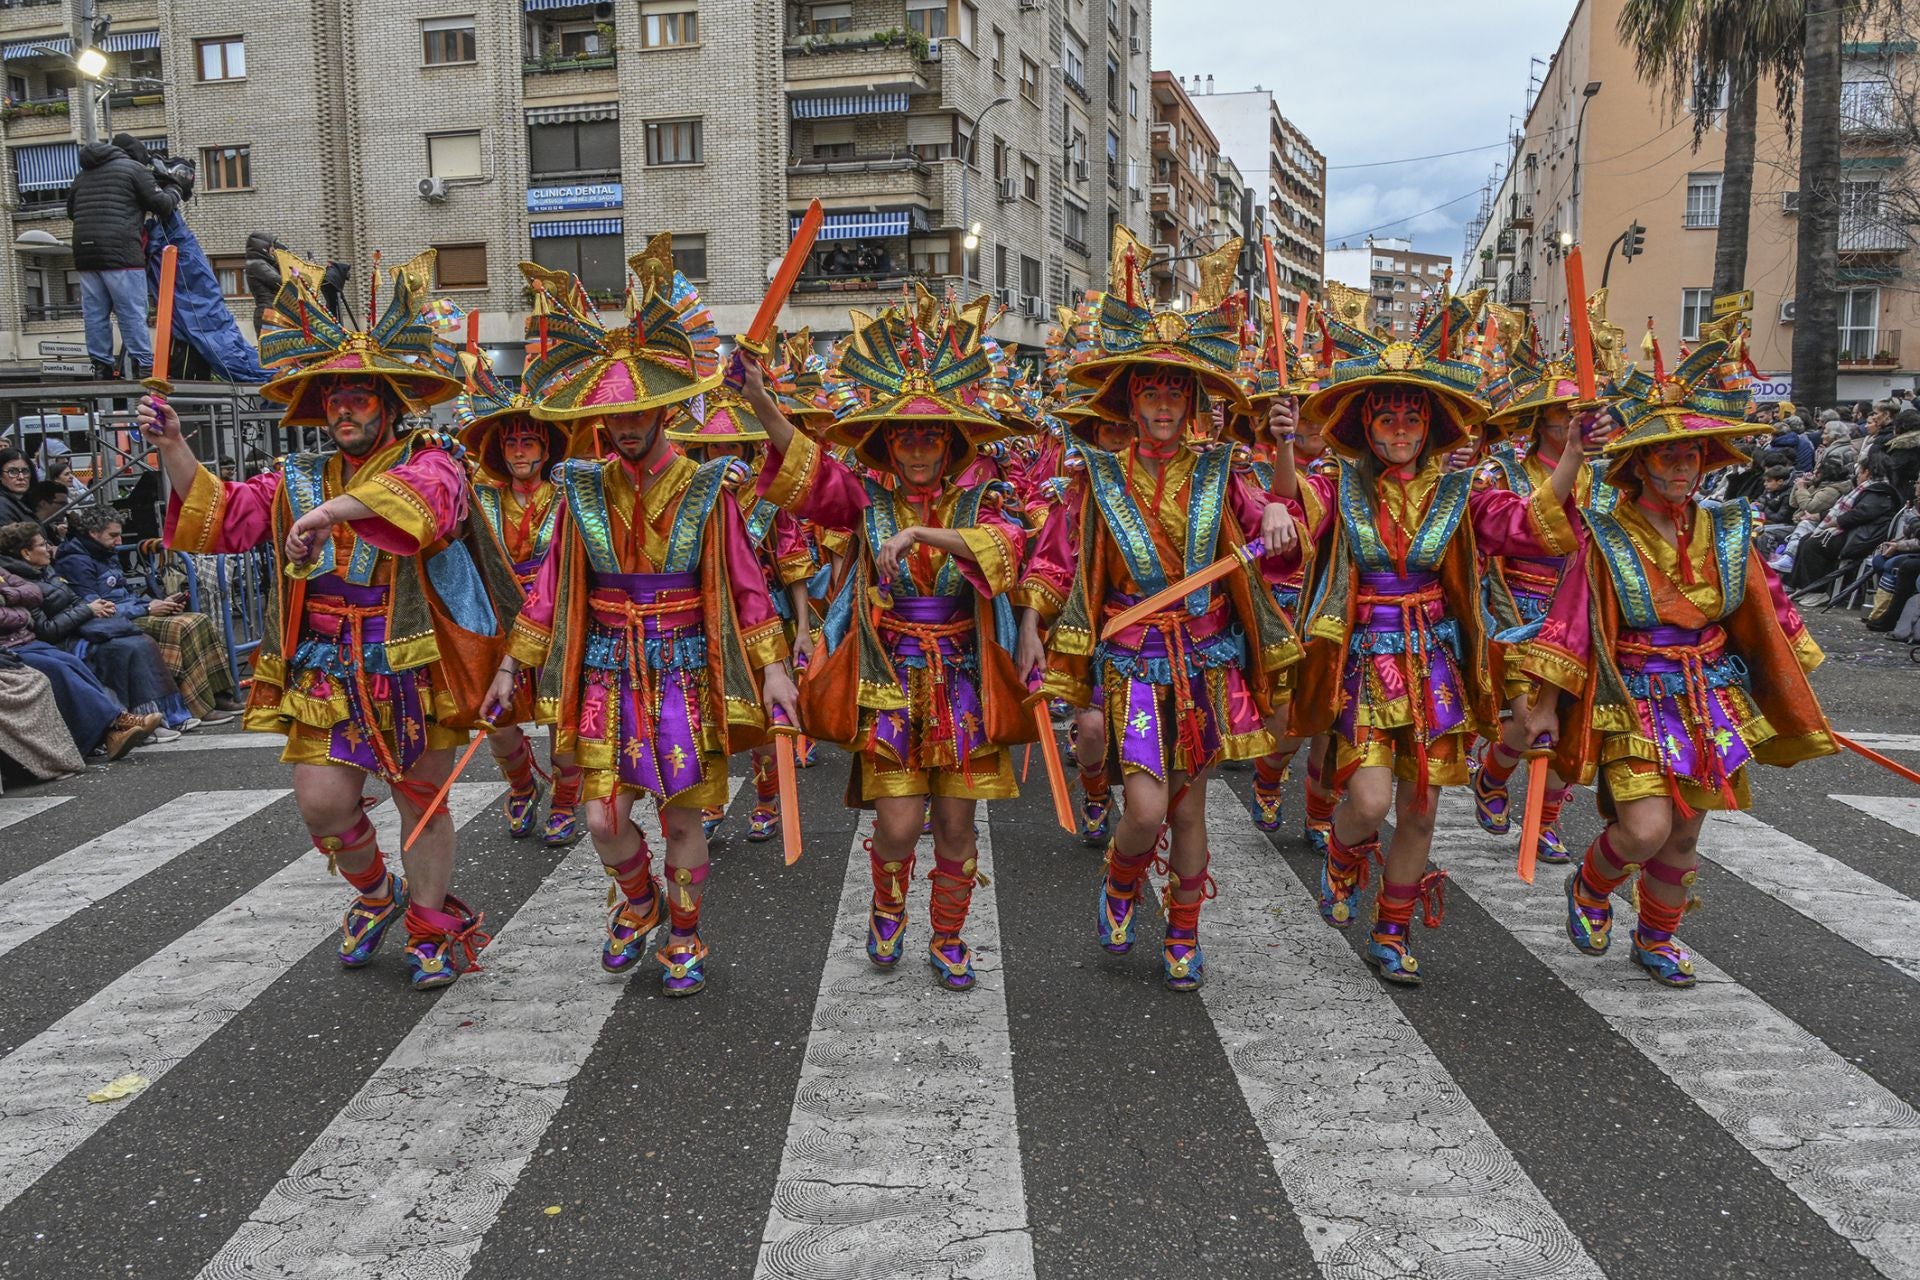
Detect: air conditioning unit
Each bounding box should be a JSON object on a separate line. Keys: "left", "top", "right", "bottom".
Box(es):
{"left": 1022, "top": 293, "right": 1044, "bottom": 317}
{"left": 1780, "top": 299, "right": 1797, "bottom": 322}
{"left": 1018, "top": 0, "right": 1042, "bottom": 10}
{"left": 998, "top": 176, "right": 1020, "bottom": 202}
{"left": 995, "top": 287, "right": 1016, "bottom": 310}
{"left": 1782, "top": 190, "right": 1801, "bottom": 214}
{"left": 1128, "top": 35, "right": 1142, "bottom": 54}
{"left": 417, "top": 176, "right": 449, "bottom": 203}
{"left": 1073, "top": 159, "right": 1088, "bottom": 182}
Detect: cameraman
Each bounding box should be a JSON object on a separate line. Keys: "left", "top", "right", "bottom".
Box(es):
{"left": 66, "top": 133, "right": 191, "bottom": 380}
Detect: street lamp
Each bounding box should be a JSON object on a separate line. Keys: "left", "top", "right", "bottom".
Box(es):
{"left": 958, "top": 96, "right": 1013, "bottom": 292}
{"left": 1569, "top": 80, "right": 1602, "bottom": 244}
{"left": 75, "top": 47, "right": 107, "bottom": 78}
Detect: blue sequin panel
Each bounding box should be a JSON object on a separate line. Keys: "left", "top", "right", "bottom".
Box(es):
{"left": 1095, "top": 626, "right": 1246, "bottom": 684}
{"left": 583, "top": 626, "right": 710, "bottom": 673}
{"left": 1347, "top": 617, "right": 1464, "bottom": 660}
{"left": 1622, "top": 653, "right": 1751, "bottom": 700}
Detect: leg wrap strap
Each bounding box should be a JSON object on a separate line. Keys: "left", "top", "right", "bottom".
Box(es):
{"left": 928, "top": 856, "right": 979, "bottom": 937}
{"left": 1161, "top": 856, "right": 1216, "bottom": 934}
{"left": 314, "top": 815, "right": 381, "bottom": 887}
{"left": 866, "top": 837, "right": 916, "bottom": 911}
{"left": 665, "top": 861, "right": 711, "bottom": 933}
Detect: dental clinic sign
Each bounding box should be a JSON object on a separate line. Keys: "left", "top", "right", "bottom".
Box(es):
{"left": 527, "top": 183, "right": 623, "bottom": 213}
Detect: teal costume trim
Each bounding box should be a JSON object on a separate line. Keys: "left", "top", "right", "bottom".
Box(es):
{"left": 557, "top": 460, "right": 620, "bottom": 577}
{"left": 1338, "top": 464, "right": 1471, "bottom": 574}
{"left": 1081, "top": 446, "right": 1231, "bottom": 614}
{"left": 1588, "top": 498, "right": 1752, "bottom": 630}
{"left": 282, "top": 453, "right": 379, "bottom": 584}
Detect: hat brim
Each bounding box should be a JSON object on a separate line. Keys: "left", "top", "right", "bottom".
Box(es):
{"left": 1302, "top": 376, "right": 1488, "bottom": 460}
{"left": 1069, "top": 351, "right": 1252, "bottom": 421}
{"left": 826, "top": 414, "right": 1012, "bottom": 478}
{"left": 261, "top": 358, "right": 463, "bottom": 427}
{"left": 458, "top": 410, "right": 570, "bottom": 484}
{"left": 530, "top": 355, "right": 720, "bottom": 421}
{"left": 1602, "top": 413, "right": 1752, "bottom": 484}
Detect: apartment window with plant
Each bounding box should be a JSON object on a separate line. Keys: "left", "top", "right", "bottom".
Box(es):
{"left": 552, "top": 20, "right": 612, "bottom": 56}
{"left": 195, "top": 36, "right": 245, "bottom": 81}
{"left": 421, "top": 16, "right": 476, "bottom": 65}
{"left": 906, "top": 0, "right": 947, "bottom": 38}
{"left": 640, "top": 0, "right": 698, "bottom": 48}
{"left": 529, "top": 117, "right": 620, "bottom": 178}
{"left": 1683, "top": 172, "right": 1721, "bottom": 229}
{"left": 532, "top": 230, "right": 624, "bottom": 296}
{"left": 1021, "top": 155, "right": 1040, "bottom": 202}
{"left": 802, "top": 1, "right": 850, "bottom": 34}
{"left": 645, "top": 117, "right": 702, "bottom": 166}
{"left": 1679, "top": 287, "right": 1712, "bottom": 341}
{"left": 1019, "top": 56, "right": 1040, "bottom": 103}
{"left": 672, "top": 233, "right": 707, "bottom": 280}
{"left": 1839, "top": 287, "right": 1881, "bottom": 361}
{"left": 427, "top": 131, "right": 483, "bottom": 179}
{"left": 200, "top": 145, "right": 251, "bottom": 191}
{"left": 433, "top": 243, "right": 488, "bottom": 289}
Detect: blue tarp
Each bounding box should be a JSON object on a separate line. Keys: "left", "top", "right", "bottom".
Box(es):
{"left": 144, "top": 209, "right": 270, "bottom": 384}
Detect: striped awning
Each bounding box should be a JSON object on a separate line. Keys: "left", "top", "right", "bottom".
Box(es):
{"left": 2, "top": 30, "right": 156, "bottom": 59}
{"left": 530, "top": 217, "right": 623, "bottom": 239}
{"left": 523, "top": 0, "right": 592, "bottom": 9}
{"left": 798, "top": 211, "right": 913, "bottom": 241}
{"left": 791, "top": 92, "right": 910, "bottom": 120}
{"left": 102, "top": 31, "right": 160, "bottom": 52}
{"left": 526, "top": 102, "right": 618, "bottom": 125}
{"left": 14, "top": 141, "right": 79, "bottom": 192}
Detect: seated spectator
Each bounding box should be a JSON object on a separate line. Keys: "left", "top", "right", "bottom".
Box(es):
{"left": 1773, "top": 415, "right": 1816, "bottom": 473}
{"left": 1816, "top": 416, "right": 1854, "bottom": 468}
{"left": 1757, "top": 465, "right": 1795, "bottom": 530}
{"left": 56, "top": 507, "right": 241, "bottom": 729}
{"left": 0, "top": 521, "right": 184, "bottom": 734}
{"left": 1882, "top": 407, "right": 1920, "bottom": 492}
{"left": 0, "top": 650, "right": 85, "bottom": 785}
{"left": 1766, "top": 450, "right": 1856, "bottom": 560}
{"left": 27, "top": 480, "right": 71, "bottom": 541}
{"left": 0, "top": 546, "right": 160, "bottom": 760}
{"left": 1786, "top": 453, "right": 1902, "bottom": 597}
{"left": 1864, "top": 475, "right": 1920, "bottom": 632}
{"left": 0, "top": 448, "right": 36, "bottom": 527}
{"left": 41, "top": 452, "right": 86, "bottom": 500}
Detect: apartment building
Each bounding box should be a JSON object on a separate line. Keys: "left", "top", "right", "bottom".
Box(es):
{"left": 1324, "top": 235, "right": 1450, "bottom": 338}
{"left": 0, "top": 0, "right": 1153, "bottom": 379}
{"left": 1465, "top": 0, "right": 1918, "bottom": 400}
{"left": 1189, "top": 80, "right": 1325, "bottom": 311}
{"left": 1144, "top": 68, "right": 1215, "bottom": 306}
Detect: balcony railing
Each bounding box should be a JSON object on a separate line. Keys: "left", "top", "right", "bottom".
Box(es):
{"left": 1502, "top": 269, "right": 1532, "bottom": 305}
{"left": 523, "top": 50, "right": 617, "bottom": 74}
{"left": 1840, "top": 215, "right": 1909, "bottom": 253}
{"left": 1508, "top": 195, "right": 1534, "bottom": 227}
{"left": 1495, "top": 228, "right": 1516, "bottom": 255}
{"left": 1840, "top": 83, "right": 1903, "bottom": 135}
{"left": 1683, "top": 209, "right": 1719, "bottom": 229}
{"left": 23, "top": 302, "right": 82, "bottom": 323}
{"left": 792, "top": 267, "right": 958, "bottom": 296}
{"left": 1839, "top": 331, "right": 1901, "bottom": 368}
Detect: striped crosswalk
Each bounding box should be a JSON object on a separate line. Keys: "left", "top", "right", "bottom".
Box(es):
{"left": 3, "top": 746, "right": 1919, "bottom": 1278}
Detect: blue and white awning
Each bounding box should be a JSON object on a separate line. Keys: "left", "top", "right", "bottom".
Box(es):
{"left": 798, "top": 211, "right": 914, "bottom": 241}
{"left": 102, "top": 31, "right": 161, "bottom": 52}
{"left": 1, "top": 31, "right": 154, "bottom": 59}
{"left": 523, "top": 0, "right": 591, "bottom": 9}
{"left": 14, "top": 141, "right": 79, "bottom": 192}
{"left": 791, "top": 92, "right": 910, "bottom": 119}
{"left": 530, "top": 217, "right": 623, "bottom": 239}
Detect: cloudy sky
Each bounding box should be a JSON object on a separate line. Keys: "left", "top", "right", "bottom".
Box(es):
{"left": 1153, "top": 0, "right": 1579, "bottom": 269}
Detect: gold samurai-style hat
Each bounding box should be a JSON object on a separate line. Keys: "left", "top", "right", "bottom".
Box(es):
{"left": 519, "top": 232, "right": 721, "bottom": 423}
{"left": 1068, "top": 228, "right": 1250, "bottom": 421}
{"left": 824, "top": 284, "right": 1012, "bottom": 477}
{"left": 1483, "top": 293, "right": 1623, "bottom": 442}
{"left": 443, "top": 355, "right": 571, "bottom": 486}
{"left": 764, "top": 328, "right": 837, "bottom": 432}
{"left": 1301, "top": 285, "right": 1491, "bottom": 460}
{"left": 1601, "top": 323, "right": 1753, "bottom": 484}
{"left": 257, "top": 250, "right": 463, "bottom": 427}
{"left": 664, "top": 386, "right": 770, "bottom": 445}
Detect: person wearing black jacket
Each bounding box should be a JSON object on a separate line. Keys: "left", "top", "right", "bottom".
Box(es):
{"left": 1788, "top": 452, "right": 1904, "bottom": 596}
{"left": 66, "top": 133, "right": 180, "bottom": 379}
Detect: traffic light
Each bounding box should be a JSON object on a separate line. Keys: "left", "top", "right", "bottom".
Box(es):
{"left": 1621, "top": 222, "right": 1647, "bottom": 261}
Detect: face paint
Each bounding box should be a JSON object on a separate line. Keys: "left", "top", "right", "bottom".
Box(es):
{"left": 322, "top": 377, "right": 394, "bottom": 457}
{"left": 888, "top": 422, "right": 951, "bottom": 491}
{"left": 1636, "top": 439, "right": 1704, "bottom": 505}
{"left": 1362, "top": 387, "right": 1430, "bottom": 469}
{"left": 500, "top": 421, "right": 548, "bottom": 481}
{"left": 1128, "top": 368, "right": 1194, "bottom": 449}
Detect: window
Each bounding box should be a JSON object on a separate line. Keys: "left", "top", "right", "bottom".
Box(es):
{"left": 532, "top": 231, "right": 625, "bottom": 296}
{"left": 1065, "top": 199, "right": 1088, "bottom": 249}
{"left": 906, "top": 0, "right": 947, "bottom": 39}
{"left": 1019, "top": 56, "right": 1040, "bottom": 103}
{"left": 991, "top": 28, "right": 1004, "bottom": 77}
{"left": 1021, "top": 155, "right": 1039, "bottom": 202}
{"left": 427, "top": 131, "right": 483, "bottom": 179}
{"left": 1689, "top": 67, "right": 1728, "bottom": 117}
{"left": 1684, "top": 172, "right": 1721, "bottom": 228}
{"left": 209, "top": 255, "right": 247, "bottom": 298}
{"left": 1106, "top": 54, "right": 1119, "bottom": 102}
{"left": 645, "top": 118, "right": 702, "bottom": 165}
{"left": 434, "top": 243, "right": 488, "bottom": 289}
{"left": 200, "top": 145, "right": 252, "bottom": 191}
{"left": 422, "top": 16, "right": 476, "bottom": 65}
{"left": 1020, "top": 254, "right": 1041, "bottom": 298}
{"left": 1679, "top": 287, "right": 1712, "bottom": 341}
{"left": 957, "top": 1, "right": 976, "bottom": 47}
{"left": 810, "top": 121, "right": 856, "bottom": 160}
{"left": 906, "top": 114, "right": 951, "bottom": 161}
{"left": 672, "top": 233, "right": 707, "bottom": 280}
{"left": 1129, "top": 83, "right": 1138, "bottom": 118}
{"left": 802, "top": 2, "right": 851, "bottom": 34}
{"left": 554, "top": 21, "right": 611, "bottom": 55}
{"left": 991, "top": 136, "right": 1007, "bottom": 179}
{"left": 1129, "top": 5, "right": 1139, "bottom": 36}
{"left": 1839, "top": 286, "right": 1880, "bottom": 359}
{"left": 1108, "top": 0, "right": 1120, "bottom": 28}
{"left": 640, "top": 1, "right": 698, "bottom": 48}
{"left": 909, "top": 237, "right": 950, "bottom": 276}
{"left": 995, "top": 245, "right": 1009, "bottom": 288}
{"left": 195, "top": 37, "right": 245, "bottom": 82}
{"left": 1062, "top": 33, "right": 1086, "bottom": 89}
{"left": 529, "top": 117, "right": 620, "bottom": 177}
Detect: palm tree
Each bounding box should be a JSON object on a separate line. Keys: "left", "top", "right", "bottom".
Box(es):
{"left": 1792, "top": 2, "right": 1845, "bottom": 407}
{"left": 1615, "top": 0, "right": 1806, "bottom": 301}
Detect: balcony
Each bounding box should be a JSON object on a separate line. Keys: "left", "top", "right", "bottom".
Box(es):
{"left": 1150, "top": 121, "right": 1172, "bottom": 158}
{"left": 1839, "top": 331, "right": 1901, "bottom": 369}
{"left": 783, "top": 32, "right": 934, "bottom": 95}
{"left": 22, "top": 302, "right": 82, "bottom": 325}
{"left": 524, "top": 50, "right": 616, "bottom": 74}
{"left": 790, "top": 267, "right": 959, "bottom": 300}
{"left": 1840, "top": 215, "right": 1909, "bottom": 254}
{"left": 1496, "top": 228, "right": 1516, "bottom": 256}
{"left": 103, "top": 87, "right": 165, "bottom": 132}
{"left": 1149, "top": 182, "right": 1172, "bottom": 214}
{"left": 1502, "top": 268, "right": 1532, "bottom": 305}
{"left": 2, "top": 92, "right": 69, "bottom": 139}
{"left": 787, "top": 154, "right": 934, "bottom": 205}
{"left": 1508, "top": 195, "right": 1534, "bottom": 228}
{"left": 1841, "top": 83, "right": 1902, "bottom": 136}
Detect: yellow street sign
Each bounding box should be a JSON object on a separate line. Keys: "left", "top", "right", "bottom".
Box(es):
{"left": 1712, "top": 290, "right": 1753, "bottom": 317}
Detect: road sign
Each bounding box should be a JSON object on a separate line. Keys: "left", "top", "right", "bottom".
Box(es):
{"left": 39, "top": 360, "right": 90, "bottom": 377}
{"left": 1713, "top": 290, "right": 1754, "bottom": 317}
{"left": 37, "top": 341, "right": 86, "bottom": 358}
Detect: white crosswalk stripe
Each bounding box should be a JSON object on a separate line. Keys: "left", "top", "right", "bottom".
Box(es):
{"left": 1433, "top": 790, "right": 1920, "bottom": 1280}
{"left": 756, "top": 807, "right": 1035, "bottom": 1280}
{"left": 1202, "top": 781, "right": 1605, "bottom": 1277}
{"left": 0, "top": 790, "right": 290, "bottom": 960}
{"left": 1836, "top": 733, "right": 1920, "bottom": 753}
{"left": 197, "top": 780, "right": 738, "bottom": 1279}
{"left": 138, "top": 732, "right": 285, "bottom": 753}
{"left": 0, "top": 785, "right": 501, "bottom": 1213}
{"left": 0, "top": 794, "right": 72, "bottom": 831}
{"left": 1832, "top": 793, "right": 1920, "bottom": 840}
{"left": 1697, "top": 808, "right": 1920, "bottom": 983}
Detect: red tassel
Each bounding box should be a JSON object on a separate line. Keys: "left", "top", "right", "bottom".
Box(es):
{"left": 1123, "top": 247, "right": 1137, "bottom": 309}
{"left": 369, "top": 250, "right": 380, "bottom": 322}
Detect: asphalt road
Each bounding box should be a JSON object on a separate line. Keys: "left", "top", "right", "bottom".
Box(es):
{"left": 0, "top": 610, "right": 1916, "bottom": 1280}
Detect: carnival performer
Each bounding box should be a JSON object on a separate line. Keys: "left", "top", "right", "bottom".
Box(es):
{"left": 486, "top": 239, "right": 799, "bottom": 997}
{"left": 664, "top": 386, "right": 816, "bottom": 843}
{"left": 1522, "top": 332, "right": 1835, "bottom": 988}
{"left": 738, "top": 287, "right": 1031, "bottom": 992}
{"left": 1273, "top": 289, "right": 1589, "bottom": 986}
{"left": 142, "top": 250, "right": 523, "bottom": 990}
{"left": 449, "top": 348, "right": 582, "bottom": 845}
{"left": 1467, "top": 305, "right": 1616, "bottom": 866}
{"left": 1015, "top": 231, "right": 1302, "bottom": 992}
